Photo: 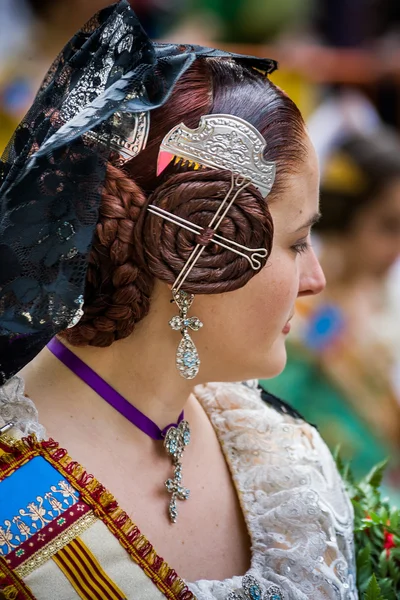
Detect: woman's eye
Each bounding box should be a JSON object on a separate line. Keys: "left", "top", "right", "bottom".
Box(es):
{"left": 291, "top": 241, "right": 310, "bottom": 255}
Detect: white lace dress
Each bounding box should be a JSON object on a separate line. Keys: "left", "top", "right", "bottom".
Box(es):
{"left": 0, "top": 377, "right": 358, "bottom": 600}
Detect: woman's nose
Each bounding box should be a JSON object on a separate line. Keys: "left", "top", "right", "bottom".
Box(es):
{"left": 298, "top": 249, "right": 326, "bottom": 297}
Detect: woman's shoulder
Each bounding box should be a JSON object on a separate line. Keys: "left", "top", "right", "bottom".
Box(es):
{"left": 196, "top": 380, "right": 353, "bottom": 520}
{"left": 195, "top": 379, "right": 347, "bottom": 495}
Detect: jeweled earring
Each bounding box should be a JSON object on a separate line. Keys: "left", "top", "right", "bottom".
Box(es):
{"left": 169, "top": 290, "right": 203, "bottom": 379}
{"left": 67, "top": 295, "right": 85, "bottom": 328}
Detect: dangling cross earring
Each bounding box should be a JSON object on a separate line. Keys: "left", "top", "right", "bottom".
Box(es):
{"left": 169, "top": 290, "right": 203, "bottom": 380}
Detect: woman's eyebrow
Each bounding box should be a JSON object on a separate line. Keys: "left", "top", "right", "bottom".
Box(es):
{"left": 295, "top": 212, "right": 321, "bottom": 232}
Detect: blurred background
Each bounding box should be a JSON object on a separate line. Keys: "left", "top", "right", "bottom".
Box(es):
{"left": 1, "top": 0, "right": 400, "bottom": 502}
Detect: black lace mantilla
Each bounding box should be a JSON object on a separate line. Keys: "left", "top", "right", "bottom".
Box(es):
{"left": 0, "top": 0, "right": 276, "bottom": 384}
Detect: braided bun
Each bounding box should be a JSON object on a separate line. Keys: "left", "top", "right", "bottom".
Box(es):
{"left": 138, "top": 169, "right": 273, "bottom": 294}
{"left": 61, "top": 164, "right": 154, "bottom": 347}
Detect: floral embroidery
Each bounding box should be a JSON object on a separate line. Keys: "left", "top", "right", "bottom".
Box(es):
{"left": 44, "top": 492, "right": 63, "bottom": 515}
{"left": 0, "top": 522, "right": 18, "bottom": 553}
{"left": 54, "top": 480, "right": 79, "bottom": 502}
{"left": 12, "top": 517, "right": 32, "bottom": 541}
{"left": 0, "top": 479, "right": 79, "bottom": 556}
{"left": 19, "top": 498, "right": 51, "bottom": 528}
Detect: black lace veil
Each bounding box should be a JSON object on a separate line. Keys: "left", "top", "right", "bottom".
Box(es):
{"left": 0, "top": 0, "right": 276, "bottom": 384}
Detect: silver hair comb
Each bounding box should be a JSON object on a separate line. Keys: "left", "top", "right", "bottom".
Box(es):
{"left": 156, "top": 114, "right": 275, "bottom": 196}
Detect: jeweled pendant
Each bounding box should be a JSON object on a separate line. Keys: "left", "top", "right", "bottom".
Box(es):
{"left": 226, "top": 575, "right": 284, "bottom": 600}
{"left": 243, "top": 576, "right": 263, "bottom": 600}
{"left": 264, "top": 586, "right": 283, "bottom": 600}
{"left": 163, "top": 420, "right": 191, "bottom": 523}
{"left": 176, "top": 333, "right": 200, "bottom": 379}
{"left": 67, "top": 294, "right": 84, "bottom": 328}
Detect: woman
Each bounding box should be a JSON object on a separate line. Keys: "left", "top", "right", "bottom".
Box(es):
{"left": 264, "top": 129, "right": 400, "bottom": 502}
{"left": 0, "top": 2, "right": 356, "bottom": 599}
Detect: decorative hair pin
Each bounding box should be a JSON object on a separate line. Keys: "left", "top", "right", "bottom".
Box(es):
{"left": 84, "top": 93, "right": 150, "bottom": 166}
{"left": 147, "top": 202, "right": 268, "bottom": 271}
{"left": 156, "top": 114, "right": 275, "bottom": 196}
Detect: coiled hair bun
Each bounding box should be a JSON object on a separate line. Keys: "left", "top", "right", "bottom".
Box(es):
{"left": 138, "top": 169, "right": 273, "bottom": 294}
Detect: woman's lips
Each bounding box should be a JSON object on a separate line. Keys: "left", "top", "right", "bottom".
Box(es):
{"left": 282, "top": 314, "right": 294, "bottom": 335}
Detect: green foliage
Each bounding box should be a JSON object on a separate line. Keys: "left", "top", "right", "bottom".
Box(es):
{"left": 364, "top": 574, "right": 385, "bottom": 600}
{"left": 335, "top": 450, "right": 400, "bottom": 599}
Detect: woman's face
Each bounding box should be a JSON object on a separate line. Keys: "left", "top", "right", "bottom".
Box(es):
{"left": 346, "top": 177, "right": 400, "bottom": 278}
{"left": 195, "top": 134, "right": 325, "bottom": 381}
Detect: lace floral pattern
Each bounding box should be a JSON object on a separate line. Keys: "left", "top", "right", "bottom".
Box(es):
{"left": 0, "top": 376, "right": 45, "bottom": 439}
{"left": 189, "top": 381, "right": 358, "bottom": 600}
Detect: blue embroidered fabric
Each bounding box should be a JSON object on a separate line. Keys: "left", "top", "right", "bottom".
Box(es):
{"left": 0, "top": 456, "right": 79, "bottom": 556}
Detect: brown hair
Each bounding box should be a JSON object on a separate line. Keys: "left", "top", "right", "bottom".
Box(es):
{"left": 62, "top": 58, "right": 307, "bottom": 347}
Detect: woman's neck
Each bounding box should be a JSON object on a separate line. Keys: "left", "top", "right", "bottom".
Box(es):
{"left": 56, "top": 333, "right": 197, "bottom": 430}
{"left": 20, "top": 285, "right": 208, "bottom": 434}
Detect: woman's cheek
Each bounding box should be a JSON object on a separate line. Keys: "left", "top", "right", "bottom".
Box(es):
{"left": 271, "top": 256, "right": 298, "bottom": 309}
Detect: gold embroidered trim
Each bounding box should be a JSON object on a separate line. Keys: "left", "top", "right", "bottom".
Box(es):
{"left": 0, "top": 437, "right": 195, "bottom": 600}
{"left": 15, "top": 511, "right": 97, "bottom": 578}
{"left": 0, "top": 556, "right": 36, "bottom": 599}
{"left": 0, "top": 437, "right": 36, "bottom": 482}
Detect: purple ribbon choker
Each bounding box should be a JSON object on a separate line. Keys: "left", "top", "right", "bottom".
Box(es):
{"left": 47, "top": 337, "right": 183, "bottom": 440}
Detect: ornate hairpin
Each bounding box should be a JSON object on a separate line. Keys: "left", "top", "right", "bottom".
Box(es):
{"left": 148, "top": 114, "right": 276, "bottom": 380}
{"left": 84, "top": 94, "right": 150, "bottom": 166}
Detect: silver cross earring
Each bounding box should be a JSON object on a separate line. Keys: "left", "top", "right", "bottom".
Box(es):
{"left": 169, "top": 290, "right": 203, "bottom": 380}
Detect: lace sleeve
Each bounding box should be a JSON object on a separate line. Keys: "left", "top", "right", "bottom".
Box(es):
{"left": 191, "top": 381, "right": 358, "bottom": 600}
{"left": 0, "top": 375, "right": 46, "bottom": 439}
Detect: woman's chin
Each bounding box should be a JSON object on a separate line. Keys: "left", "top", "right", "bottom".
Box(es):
{"left": 259, "top": 338, "right": 288, "bottom": 379}
{"left": 202, "top": 337, "right": 288, "bottom": 382}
